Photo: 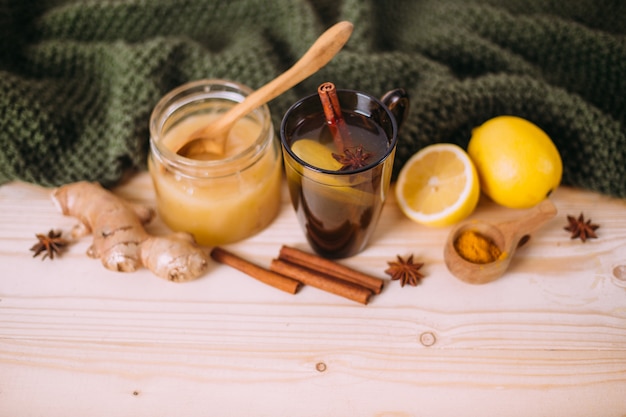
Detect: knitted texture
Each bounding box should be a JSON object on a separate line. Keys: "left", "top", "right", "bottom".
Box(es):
{"left": 1, "top": 0, "right": 625, "bottom": 197}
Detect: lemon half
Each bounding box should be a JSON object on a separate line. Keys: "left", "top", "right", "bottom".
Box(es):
{"left": 395, "top": 143, "right": 480, "bottom": 227}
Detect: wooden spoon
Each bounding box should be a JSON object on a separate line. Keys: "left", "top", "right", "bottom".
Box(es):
{"left": 175, "top": 21, "right": 354, "bottom": 158}
{"left": 443, "top": 198, "right": 558, "bottom": 284}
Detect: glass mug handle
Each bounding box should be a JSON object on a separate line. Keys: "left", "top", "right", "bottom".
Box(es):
{"left": 381, "top": 88, "right": 410, "bottom": 130}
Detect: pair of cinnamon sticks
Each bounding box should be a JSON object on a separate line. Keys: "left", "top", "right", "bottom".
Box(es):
{"left": 210, "top": 245, "right": 384, "bottom": 304}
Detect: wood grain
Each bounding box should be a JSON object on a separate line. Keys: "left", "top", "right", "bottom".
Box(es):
{"left": 1, "top": 173, "right": 625, "bottom": 416}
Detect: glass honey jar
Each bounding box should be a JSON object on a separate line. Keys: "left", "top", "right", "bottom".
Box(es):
{"left": 148, "top": 79, "right": 282, "bottom": 246}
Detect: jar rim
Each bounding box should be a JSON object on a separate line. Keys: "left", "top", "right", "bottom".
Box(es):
{"left": 149, "top": 79, "right": 273, "bottom": 178}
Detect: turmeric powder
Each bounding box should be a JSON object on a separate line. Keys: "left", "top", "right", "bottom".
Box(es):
{"left": 454, "top": 229, "right": 501, "bottom": 264}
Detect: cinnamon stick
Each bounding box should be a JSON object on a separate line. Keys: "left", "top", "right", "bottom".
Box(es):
{"left": 210, "top": 247, "right": 301, "bottom": 294}
{"left": 278, "top": 245, "right": 384, "bottom": 294}
{"left": 269, "top": 258, "right": 372, "bottom": 305}
{"left": 317, "top": 82, "right": 352, "bottom": 151}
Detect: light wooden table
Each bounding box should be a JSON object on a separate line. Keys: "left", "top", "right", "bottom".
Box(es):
{"left": 1, "top": 172, "right": 625, "bottom": 416}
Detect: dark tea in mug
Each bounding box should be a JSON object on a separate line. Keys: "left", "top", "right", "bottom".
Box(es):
{"left": 281, "top": 89, "right": 407, "bottom": 258}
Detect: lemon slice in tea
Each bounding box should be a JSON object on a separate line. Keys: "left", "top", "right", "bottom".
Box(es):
{"left": 290, "top": 139, "right": 343, "bottom": 171}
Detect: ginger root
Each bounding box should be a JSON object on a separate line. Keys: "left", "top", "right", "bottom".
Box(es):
{"left": 52, "top": 181, "right": 209, "bottom": 282}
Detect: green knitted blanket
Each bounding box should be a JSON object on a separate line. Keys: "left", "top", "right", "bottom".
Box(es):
{"left": 2, "top": 0, "right": 625, "bottom": 198}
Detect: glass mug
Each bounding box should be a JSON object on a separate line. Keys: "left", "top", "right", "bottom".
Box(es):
{"left": 280, "top": 88, "right": 409, "bottom": 258}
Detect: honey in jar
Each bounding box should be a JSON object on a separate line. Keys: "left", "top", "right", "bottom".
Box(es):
{"left": 149, "top": 79, "right": 282, "bottom": 246}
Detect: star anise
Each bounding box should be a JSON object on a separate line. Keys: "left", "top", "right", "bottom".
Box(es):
{"left": 332, "top": 145, "right": 373, "bottom": 171}
{"left": 30, "top": 229, "right": 69, "bottom": 260}
{"left": 564, "top": 213, "right": 599, "bottom": 242}
{"left": 385, "top": 254, "right": 425, "bottom": 287}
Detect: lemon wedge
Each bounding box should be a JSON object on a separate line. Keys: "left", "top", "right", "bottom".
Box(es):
{"left": 395, "top": 143, "right": 480, "bottom": 227}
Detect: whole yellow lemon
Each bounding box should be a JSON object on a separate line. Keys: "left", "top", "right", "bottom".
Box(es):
{"left": 467, "top": 116, "right": 562, "bottom": 209}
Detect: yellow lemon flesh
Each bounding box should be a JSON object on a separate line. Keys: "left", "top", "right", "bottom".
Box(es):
{"left": 468, "top": 116, "right": 562, "bottom": 209}
{"left": 290, "top": 139, "right": 343, "bottom": 171}
{"left": 395, "top": 143, "right": 480, "bottom": 227}
{"left": 289, "top": 138, "right": 369, "bottom": 203}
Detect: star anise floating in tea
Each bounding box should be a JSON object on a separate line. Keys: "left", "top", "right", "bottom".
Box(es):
{"left": 30, "top": 229, "right": 69, "bottom": 260}
{"left": 385, "top": 254, "right": 425, "bottom": 287}
{"left": 332, "top": 145, "right": 373, "bottom": 171}
{"left": 564, "top": 213, "right": 599, "bottom": 242}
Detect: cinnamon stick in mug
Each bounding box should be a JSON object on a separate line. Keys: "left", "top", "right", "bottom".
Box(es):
{"left": 318, "top": 82, "right": 353, "bottom": 151}
{"left": 278, "top": 245, "right": 384, "bottom": 294}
